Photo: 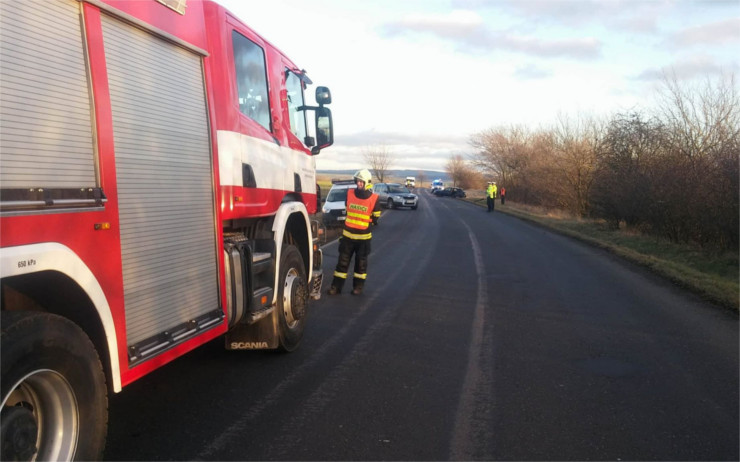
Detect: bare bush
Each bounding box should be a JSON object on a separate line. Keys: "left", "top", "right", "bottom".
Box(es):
{"left": 655, "top": 73, "right": 739, "bottom": 248}
{"left": 468, "top": 73, "right": 738, "bottom": 251}
{"left": 550, "top": 114, "right": 602, "bottom": 216}
{"left": 446, "top": 154, "right": 480, "bottom": 188}
{"left": 590, "top": 113, "right": 664, "bottom": 229}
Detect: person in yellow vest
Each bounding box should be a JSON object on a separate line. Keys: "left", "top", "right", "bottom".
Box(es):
{"left": 328, "top": 169, "right": 381, "bottom": 295}
{"left": 486, "top": 181, "right": 498, "bottom": 212}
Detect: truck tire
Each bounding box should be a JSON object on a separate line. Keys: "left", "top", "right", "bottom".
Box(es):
{"left": 1, "top": 311, "right": 107, "bottom": 461}
{"left": 277, "top": 244, "right": 307, "bottom": 352}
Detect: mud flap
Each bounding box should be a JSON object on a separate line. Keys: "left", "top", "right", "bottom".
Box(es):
{"left": 310, "top": 247, "right": 323, "bottom": 300}
{"left": 310, "top": 269, "right": 323, "bottom": 300}
{"left": 224, "top": 309, "right": 280, "bottom": 350}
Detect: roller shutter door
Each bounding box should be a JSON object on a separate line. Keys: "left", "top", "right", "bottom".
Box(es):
{"left": 101, "top": 14, "right": 219, "bottom": 346}
{"left": 0, "top": 0, "right": 96, "bottom": 189}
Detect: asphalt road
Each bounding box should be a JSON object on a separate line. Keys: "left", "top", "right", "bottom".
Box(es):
{"left": 105, "top": 189, "right": 739, "bottom": 461}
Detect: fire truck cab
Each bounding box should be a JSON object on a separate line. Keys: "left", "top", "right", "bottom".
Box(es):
{"left": 0, "top": 0, "right": 333, "bottom": 459}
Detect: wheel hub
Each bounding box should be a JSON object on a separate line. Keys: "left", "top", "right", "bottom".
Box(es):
{"left": 291, "top": 279, "right": 308, "bottom": 321}
{"left": 1, "top": 405, "right": 38, "bottom": 461}
{"left": 283, "top": 270, "right": 307, "bottom": 325}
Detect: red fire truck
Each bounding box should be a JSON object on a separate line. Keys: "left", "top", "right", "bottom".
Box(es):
{"left": 0, "top": 0, "right": 333, "bottom": 459}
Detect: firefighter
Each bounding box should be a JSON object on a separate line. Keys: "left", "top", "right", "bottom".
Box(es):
{"left": 486, "top": 181, "right": 497, "bottom": 212}
{"left": 328, "top": 169, "right": 381, "bottom": 295}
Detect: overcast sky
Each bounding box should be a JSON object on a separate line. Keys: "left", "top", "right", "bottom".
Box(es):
{"left": 217, "top": 0, "right": 739, "bottom": 172}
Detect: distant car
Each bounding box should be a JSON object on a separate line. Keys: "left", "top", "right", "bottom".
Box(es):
{"left": 322, "top": 180, "right": 355, "bottom": 226}
{"left": 373, "top": 183, "right": 418, "bottom": 210}
{"left": 433, "top": 187, "right": 466, "bottom": 198}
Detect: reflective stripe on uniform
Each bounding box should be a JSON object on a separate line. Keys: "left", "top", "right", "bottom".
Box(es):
{"left": 334, "top": 271, "right": 347, "bottom": 279}
{"left": 345, "top": 217, "right": 369, "bottom": 228}
{"left": 342, "top": 229, "right": 372, "bottom": 240}
{"left": 354, "top": 273, "right": 367, "bottom": 280}
{"left": 347, "top": 211, "right": 371, "bottom": 220}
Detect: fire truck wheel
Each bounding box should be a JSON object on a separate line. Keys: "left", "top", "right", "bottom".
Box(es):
{"left": 277, "top": 244, "right": 308, "bottom": 352}
{"left": 1, "top": 311, "right": 107, "bottom": 461}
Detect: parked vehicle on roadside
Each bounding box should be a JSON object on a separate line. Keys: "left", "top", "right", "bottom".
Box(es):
{"left": 322, "top": 180, "right": 355, "bottom": 227}
{"left": 0, "top": 0, "right": 334, "bottom": 458}
{"left": 433, "top": 187, "right": 466, "bottom": 198}
{"left": 431, "top": 179, "right": 444, "bottom": 192}
{"left": 373, "top": 183, "right": 418, "bottom": 209}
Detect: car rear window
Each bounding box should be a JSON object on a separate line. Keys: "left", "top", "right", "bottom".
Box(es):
{"left": 327, "top": 188, "right": 349, "bottom": 202}
{"left": 389, "top": 185, "right": 409, "bottom": 193}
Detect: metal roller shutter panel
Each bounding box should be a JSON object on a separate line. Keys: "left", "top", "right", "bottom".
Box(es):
{"left": 0, "top": 0, "right": 96, "bottom": 189}
{"left": 100, "top": 14, "right": 219, "bottom": 346}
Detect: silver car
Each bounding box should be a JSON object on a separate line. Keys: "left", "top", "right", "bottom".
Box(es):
{"left": 373, "top": 183, "right": 418, "bottom": 210}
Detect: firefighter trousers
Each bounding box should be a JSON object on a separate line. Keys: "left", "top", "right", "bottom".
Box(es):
{"left": 331, "top": 236, "right": 371, "bottom": 291}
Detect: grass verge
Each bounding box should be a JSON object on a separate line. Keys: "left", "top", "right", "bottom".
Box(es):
{"left": 466, "top": 197, "right": 739, "bottom": 311}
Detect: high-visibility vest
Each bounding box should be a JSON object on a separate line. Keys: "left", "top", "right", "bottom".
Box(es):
{"left": 345, "top": 188, "right": 378, "bottom": 232}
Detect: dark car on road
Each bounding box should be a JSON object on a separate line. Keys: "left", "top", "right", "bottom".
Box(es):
{"left": 433, "top": 187, "right": 466, "bottom": 198}
{"left": 373, "top": 183, "right": 418, "bottom": 209}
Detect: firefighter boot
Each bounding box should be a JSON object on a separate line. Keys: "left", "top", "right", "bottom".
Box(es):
{"left": 351, "top": 284, "right": 364, "bottom": 295}
{"left": 328, "top": 277, "right": 344, "bottom": 295}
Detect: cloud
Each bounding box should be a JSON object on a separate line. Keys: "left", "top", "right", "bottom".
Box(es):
{"left": 453, "top": 0, "right": 676, "bottom": 38}
{"left": 514, "top": 64, "right": 553, "bottom": 80}
{"left": 634, "top": 55, "right": 736, "bottom": 81}
{"left": 455, "top": 0, "right": 630, "bottom": 26}
{"left": 382, "top": 10, "right": 484, "bottom": 38}
{"left": 612, "top": 15, "right": 658, "bottom": 34}
{"left": 501, "top": 35, "right": 601, "bottom": 59}
{"left": 337, "top": 130, "right": 468, "bottom": 149}
{"left": 316, "top": 130, "right": 471, "bottom": 171}
{"left": 381, "top": 9, "right": 601, "bottom": 59}
{"left": 672, "top": 18, "right": 740, "bottom": 47}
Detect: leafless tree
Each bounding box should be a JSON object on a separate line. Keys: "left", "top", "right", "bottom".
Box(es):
{"left": 446, "top": 155, "right": 465, "bottom": 187}
{"left": 469, "top": 125, "right": 555, "bottom": 204}
{"left": 467, "top": 73, "right": 738, "bottom": 250}
{"left": 416, "top": 171, "right": 426, "bottom": 188}
{"left": 589, "top": 112, "right": 664, "bottom": 229}
{"left": 445, "top": 154, "right": 480, "bottom": 188}
{"left": 469, "top": 125, "right": 531, "bottom": 186}
{"left": 362, "top": 144, "right": 394, "bottom": 183}
{"left": 550, "top": 113, "right": 602, "bottom": 216}
{"left": 654, "top": 71, "right": 739, "bottom": 248}
{"left": 658, "top": 72, "right": 739, "bottom": 162}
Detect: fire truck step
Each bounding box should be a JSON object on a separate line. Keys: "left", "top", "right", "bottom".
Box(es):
{"left": 252, "top": 251, "right": 270, "bottom": 263}
{"left": 251, "top": 253, "right": 273, "bottom": 279}
{"left": 250, "top": 287, "right": 274, "bottom": 312}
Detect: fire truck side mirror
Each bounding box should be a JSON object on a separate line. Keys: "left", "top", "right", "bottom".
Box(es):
{"left": 316, "top": 86, "right": 331, "bottom": 105}
{"left": 312, "top": 106, "right": 333, "bottom": 155}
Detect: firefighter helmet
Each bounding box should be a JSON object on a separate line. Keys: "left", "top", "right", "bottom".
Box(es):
{"left": 353, "top": 169, "right": 372, "bottom": 184}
